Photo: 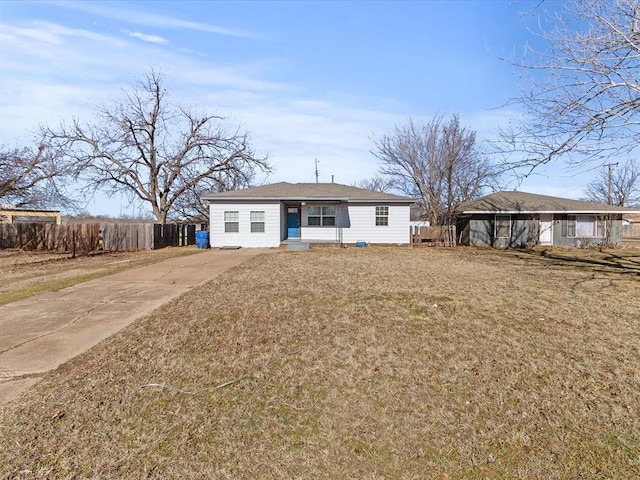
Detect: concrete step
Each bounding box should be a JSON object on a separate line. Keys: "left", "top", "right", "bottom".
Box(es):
{"left": 287, "top": 242, "right": 310, "bottom": 251}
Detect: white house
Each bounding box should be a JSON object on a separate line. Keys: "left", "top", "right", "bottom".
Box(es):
{"left": 200, "top": 182, "right": 415, "bottom": 248}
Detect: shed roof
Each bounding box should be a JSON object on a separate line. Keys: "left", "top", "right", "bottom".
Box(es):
{"left": 201, "top": 182, "right": 415, "bottom": 203}
{"left": 457, "top": 191, "right": 640, "bottom": 214}
{"left": 0, "top": 206, "right": 60, "bottom": 213}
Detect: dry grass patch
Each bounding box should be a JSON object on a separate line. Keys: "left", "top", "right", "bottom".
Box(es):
{"left": 1, "top": 247, "right": 640, "bottom": 478}
{"left": 0, "top": 247, "right": 201, "bottom": 306}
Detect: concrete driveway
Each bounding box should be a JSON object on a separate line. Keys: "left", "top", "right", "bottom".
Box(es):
{"left": 0, "top": 247, "right": 271, "bottom": 405}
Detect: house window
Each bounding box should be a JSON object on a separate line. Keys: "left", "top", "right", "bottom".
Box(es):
{"left": 566, "top": 215, "right": 603, "bottom": 237}
{"left": 250, "top": 211, "right": 265, "bottom": 233}
{"left": 375, "top": 206, "right": 389, "bottom": 226}
{"left": 566, "top": 215, "right": 576, "bottom": 237}
{"left": 224, "top": 211, "right": 239, "bottom": 233}
{"left": 495, "top": 215, "right": 511, "bottom": 238}
{"left": 307, "top": 205, "right": 336, "bottom": 226}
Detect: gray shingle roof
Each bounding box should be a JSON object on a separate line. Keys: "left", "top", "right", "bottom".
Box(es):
{"left": 201, "top": 182, "right": 415, "bottom": 203}
{"left": 457, "top": 191, "right": 640, "bottom": 214}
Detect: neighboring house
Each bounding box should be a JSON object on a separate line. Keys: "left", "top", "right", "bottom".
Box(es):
{"left": 623, "top": 213, "right": 640, "bottom": 240}
{"left": 455, "top": 191, "right": 640, "bottom": 248}
{"left": 0, "top": 205, "right": 61, "bottom": 225}
{"left": 623, "top": 213, "right": 640, "bottom": 225}
{"left": 200, "top": 182, "right": 415, "bottom": 248}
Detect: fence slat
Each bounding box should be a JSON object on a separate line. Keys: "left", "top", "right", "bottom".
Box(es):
{"left": 1, "top": 222, "right": 198, "bottom": 252}
{"left": 623, "top": 224, "right": 640, "bottom": 238}
{"left": 410, "top": 225, "right": 456, "bottom": 247}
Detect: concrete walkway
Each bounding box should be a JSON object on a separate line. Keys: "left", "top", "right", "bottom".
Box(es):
{"left": 0, "top": 248, "right": 271, "bottom": 405}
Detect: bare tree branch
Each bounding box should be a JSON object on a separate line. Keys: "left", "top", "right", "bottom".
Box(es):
{"left": 42, "top": 70, "right": 270, "bottom": 223}
{"left": 0, "top": 143, "right": 75, "bottom": 209}
{"left": 354, "top": 175, "right": 397, "bottom": 193}
{"left": 585, "top": 159, "right": 640, "bottom": 206}
{"left": 497, "top": 0, "right": 640, "bottom": 175}
{"left": 372, "top": 115, "right": 500, "bottom": 225}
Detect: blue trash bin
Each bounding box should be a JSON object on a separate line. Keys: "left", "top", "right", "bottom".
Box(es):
{"left": 196, "top": 230, "right": 209, "bottom": 249}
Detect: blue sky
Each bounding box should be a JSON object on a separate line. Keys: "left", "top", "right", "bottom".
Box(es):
{"left": 0, "top": 0, "right": 599, "bottom": 216}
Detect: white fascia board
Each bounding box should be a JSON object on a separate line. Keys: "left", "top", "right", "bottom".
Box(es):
{"left": 203, "top": 196, "right": 349, "bottom": 202}
{"left": 204, "top": 196, "right": 415, "bottom": 203}
{"left": 463, "top": 209, "right": 640, "bottom": 214}
{"left": 348, "top": 199, "right": 417, "bottom": 204}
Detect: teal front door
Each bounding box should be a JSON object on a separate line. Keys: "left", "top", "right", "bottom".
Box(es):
{"left": 287, "top": 207, "right": 300, "bottom": 238}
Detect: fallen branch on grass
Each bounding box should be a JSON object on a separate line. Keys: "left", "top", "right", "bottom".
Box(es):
{"left": 99, "top": 350, "right": 300, "bottom": 435}
{"left": 138, "top": 349, "right": 300, "bottom": 396}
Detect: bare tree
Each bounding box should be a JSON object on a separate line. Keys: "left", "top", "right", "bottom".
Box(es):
{"left": 355, "top": 175, "right": 396, "bottom": 193}
{"left": 0, "top": 143, "right": 73, "bottom": 209}
{"left": 171, "top": 167, "right": 257, "bottom": 222}
{"left": 499, "top": 0, "right": 640, "bottom": 174}
{"left": 585, "top": 160, "right": 640, "bottom": 206}
{"left": 43, "top": 71, "right": 270, "bottom": 223}
{"left": 372, "top": 115, "right": 499, "bottom": 225}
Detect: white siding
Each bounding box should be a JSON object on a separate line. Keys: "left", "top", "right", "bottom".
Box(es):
{"left": 208, "top": 201, "right": 411, "bottom": 247}
{"left": 209, "top": 202, "right": 281, "bottom": 248}
{"left": 300, "top": 203, "right": 410, "bottom": 244}
{"left": 300, "top": 203, "right": 343, "bottom": 242}
{"left": 342, "top": 204, "right": 410, "bottom": 244}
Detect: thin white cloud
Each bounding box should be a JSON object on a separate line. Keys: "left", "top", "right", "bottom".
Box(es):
{"left": 0, "top": 23, "right": 62, "bottom": 45}
{"left": 210, "top": 97, "right": 407, "bottom": 185}
{"left": 50, "top": 0, "right": 258, "bottom": 38}
{"left": 168, "top": 66, "right": 286, "bottom": 94}
{"left": 125, "top": 30, "right": 169, "bottom": 44}
{"left": 0, "top": 21, "right": 127, "bottom": 47}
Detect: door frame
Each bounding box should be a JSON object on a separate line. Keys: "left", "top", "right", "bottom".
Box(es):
{"left": 539, "top": 213, "right": 553, "bottom": 245}
{"left": 286, "top": 205, "right": 301, "bottom": 239}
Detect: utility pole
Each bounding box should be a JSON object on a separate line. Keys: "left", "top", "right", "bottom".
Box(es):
{"left": 602, "top": 162, "right": 618, "bottom": 245}
{"left": 604, "top": 162, "right": 618, "bottom": 205}
{"left": 314, "top": 159, "right": 320, "bottom": 183}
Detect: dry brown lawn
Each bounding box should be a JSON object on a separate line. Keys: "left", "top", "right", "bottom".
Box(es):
{"left": 0, "top": 247, "right": 200, "bottom": 306}
{"left": 1, "top": 246, "right": 640, "bottom": 478}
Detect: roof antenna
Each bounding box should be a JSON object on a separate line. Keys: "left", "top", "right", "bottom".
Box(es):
{"left": 314, "top": 159, "right": 320, "bottom": 183}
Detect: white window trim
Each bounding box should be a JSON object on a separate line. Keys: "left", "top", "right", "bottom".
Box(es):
{"left": 250, "top": 211, "right": 265, "bottom": 233}
{"left": 375, "top": 206, "right": 389, "bottom": 226}
{"left": 224, "top": 211, "right": 239, "bottom": 233}
{"left": 307, "top": 205, "right": 336, "bottom": 227}
{"left": 567, "top": 214, "right": 602, "bottom": 238}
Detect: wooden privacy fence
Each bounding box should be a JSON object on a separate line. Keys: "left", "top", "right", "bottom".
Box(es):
{"left": 153, "top": 223, "right": 196, "bottom": 249}
{"left": 0, "top": 222, "right": 197, "bottom": 252}
{"left": 623, "top": 224, "right": 640, "bottom": 238}
{"left": 0, "top": 223, "right": 101, "bottom": 252}
{"left": 101, "top": 223, "right": 154, "bottom": 251}
{"left": 411, "top": 225, "right": 456, "bottom": 247}
{"left": 622, "top": 224, "right": 640, "bottom": 247}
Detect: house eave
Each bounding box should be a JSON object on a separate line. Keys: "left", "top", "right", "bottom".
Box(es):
{"left": 202, "top": 196, "right": 416, "bottom": 203}
{"left": 202, "top": 196, "right": 350, "bottom": 202}
{"left": 461, "top": 209, "right": 640, "bottom": 215}
{"left": 346, "top": 199, "right": 417, "bottom": 204}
